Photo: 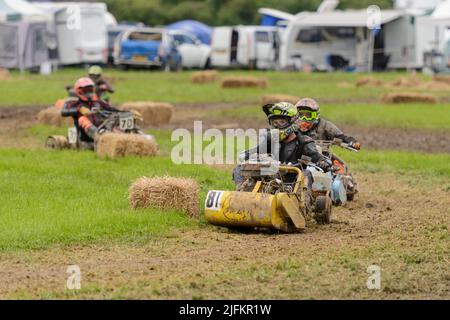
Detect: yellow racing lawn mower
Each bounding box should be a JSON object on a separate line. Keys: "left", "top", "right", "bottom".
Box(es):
{"left": 204, "top": 155, "right": 330, "bottom": 233}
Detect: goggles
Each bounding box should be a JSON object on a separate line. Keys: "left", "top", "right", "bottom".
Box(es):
{"left": 269, "top": 117, "right": 290, "bottom": 129}
{"left": 298, "top": 109, "right": 318, "bottom": 121}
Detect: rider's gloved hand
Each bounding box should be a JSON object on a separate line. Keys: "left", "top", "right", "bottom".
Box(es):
{"left": 79, "top": 106, "right": 92, "bottom": 116}
{"left": 350, "top": 141, "right": 361, "bottom": 150}
{"left": 318, "top": 159, "right": 332, "bottom": 172}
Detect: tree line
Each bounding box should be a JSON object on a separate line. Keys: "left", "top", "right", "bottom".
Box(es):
{"left": 103, "top": 0, "right": 393, "bottom": 26}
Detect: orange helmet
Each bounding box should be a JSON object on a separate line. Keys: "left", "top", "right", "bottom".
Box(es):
{"left": 74, "top": 77, "right": 97, "bottom": 102}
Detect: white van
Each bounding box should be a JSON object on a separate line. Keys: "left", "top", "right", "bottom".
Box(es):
{"left": 210, "top": 26, "right": 280, "bottom": 69}
{"left": 34, "top": 2, "right": 108, "bottom": 65}
{"left": 169, "top": 30, "right": 211, "bottom": 69}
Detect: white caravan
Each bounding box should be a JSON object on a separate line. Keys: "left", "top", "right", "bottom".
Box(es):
{"left": 34, "top": 2, "right": 109, "bottom": 65}
{"left": 210, "top": 26, "right": 281, "bottom": 69}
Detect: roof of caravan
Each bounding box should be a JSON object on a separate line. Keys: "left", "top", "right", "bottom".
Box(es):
{"left": 291, "top": 9, "right": 404, "bottom": 27}
{"left": 258, "top": 8, "right": 294, "bottom": 21}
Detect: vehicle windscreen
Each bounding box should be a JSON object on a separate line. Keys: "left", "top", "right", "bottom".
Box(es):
{"left": 128, "top": 32, "right": 162, "bottom": 41}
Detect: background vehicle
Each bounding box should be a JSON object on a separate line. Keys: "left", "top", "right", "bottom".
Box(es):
{"left": 107, "top": 23, "right": 142, "bottom": 65}
{"left": 210, "top": 25, "right": 280, "bottom": 69}
{"left": 35, "top": 2, "right": 109, "bottom": 65}
{"left": 169, "top": 30, "right": 211, "bottom": 69}
{"left": 113, "top": 27, "right": 181, "bottom": 70}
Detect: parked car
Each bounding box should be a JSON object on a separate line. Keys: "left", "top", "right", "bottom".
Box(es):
{"left": 168, "top": 30, "right": 211, "bottom": 69}
{"left": 113, "top": 27, "right": 181, "bottom": 70}
{"left": 107, "top": 23, "right": 143, "bottom": 65}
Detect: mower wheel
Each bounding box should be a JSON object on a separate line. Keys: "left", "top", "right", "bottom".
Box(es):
{"left": 46, "top": 135, "right": 68, "bottom": 150}
{"left": 314, "top": 195, "right": 332, "bottom": 224}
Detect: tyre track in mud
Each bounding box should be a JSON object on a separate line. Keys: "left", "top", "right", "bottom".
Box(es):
{"left": 0, "top": 172, "right": 448, "bottom": 299}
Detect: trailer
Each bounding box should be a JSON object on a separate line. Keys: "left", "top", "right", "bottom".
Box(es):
{"left": 34, "top": 2, "right": 109, "bottom": 65}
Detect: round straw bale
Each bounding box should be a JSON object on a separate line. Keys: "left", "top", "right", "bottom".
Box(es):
{"left": 0, "top": 68, "right": 10, "bottom": 80}
{"left": 129, "top": 176, "right": 199, "bottom": 218}
{"left": 190, "top": 70, "right": 218, "bottom": 84}
{"left": 356, "top": 77, "right": 383, "bottom": 87}
{"left": 261, "top": 94, "right": 300, "bottom": 105}
{"left": 381, "top": 92, "right": 438, "bottom": 104}
{"left": 120, "top": 102, "right": 174, "bottom": 126}
{"left": 221, "top": 76, "right": 268, "bottom": 89}
{"left": 96, "top": 133, "right": 158, "bottom": 159}
{"left": 37, "top": 107, "right": 73, "bottom": 126}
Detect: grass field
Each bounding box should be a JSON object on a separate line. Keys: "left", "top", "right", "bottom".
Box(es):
{"left": 0, "top": 69, "right": 448, "bottom": 299}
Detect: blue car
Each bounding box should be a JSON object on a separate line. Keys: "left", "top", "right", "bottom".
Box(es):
{"left": 113, "top": 27, "right": 182, "bottom": 70}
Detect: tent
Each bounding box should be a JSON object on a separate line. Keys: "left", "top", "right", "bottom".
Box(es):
{"left": 0, "top": 0, "right": 46, "bottom": 22}
{"left": 0, "top": 21, "right": 49, "bottom": 70}
{"left": 167, "top": 20, "right": 212, "bottom": 44}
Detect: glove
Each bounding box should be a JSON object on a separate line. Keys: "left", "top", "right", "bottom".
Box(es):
{"left": 132, "top": 110, "right": 143, "bottom": 121}
{"left": 350, "top": 141, "right": 361, "bottom": 150}
{"left": 318, "top": 159, "right": 332, "bottom": 172}
{"left": 79, "top": 106, "right": 92, "bottom": 116}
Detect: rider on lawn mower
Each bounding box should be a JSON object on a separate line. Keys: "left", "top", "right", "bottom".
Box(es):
{"left": 88, "top": 65, "right": 115, "bottom": 102}
{"left": 295, "top": 98, "right": 360, "bottom": 198}
{"left": 233, "top": 102, "right": 332, "bottom": 210}
{"left": 61, "top": 77, "right": 121, "bottom": 150}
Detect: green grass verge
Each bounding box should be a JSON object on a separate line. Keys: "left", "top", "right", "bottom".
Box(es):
{"left": 1, "top": 69, "right": 447, "bottom": 106}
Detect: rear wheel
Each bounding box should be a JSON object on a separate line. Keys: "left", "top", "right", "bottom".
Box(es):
{"left": 314, "top": 195, "right": 332, "bottom": 224}
{"left": 45, "top": 135, "right": 68, "bottom": 150}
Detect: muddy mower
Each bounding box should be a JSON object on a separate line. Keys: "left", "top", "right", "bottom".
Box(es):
{"left": 204, "top": 155, "right": 331, "bottom": 233}
{"left": 46, "top": 109, "right": 156, "bottom": 150}
{"left": 315, "top": 139, "right": 359, "bottom": 205}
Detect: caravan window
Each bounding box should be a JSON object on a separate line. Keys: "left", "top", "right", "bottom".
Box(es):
{"left": 323, "top": 27, "right": 355, "bottom": 39}
{"left": 256, "top": 31, "right": 270, "bottom": 43}
{"left": 296, "top": 29, "right": 322, "bottom": 43}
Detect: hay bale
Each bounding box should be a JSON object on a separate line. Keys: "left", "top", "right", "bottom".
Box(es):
{"left": 261, "top": 94, "right": 300, "bottom": 105}
{"left": 392, "top": 72, "right": 421, "bottom": 88}
{"left": 37, "top": 107, "right": 73, "bottom": 126}
{"left": 129, "top": 176, "right": 199, "bottom": 218}
{"left": 0, "top": 68, "right": 10, "bottom": 80}
{"left": 190, "top": 70, "right": 218, "bottom": 84}
{"left": 381, "top": 92, "right": 438, "bottom": 104}
{"left": 120, "top": 102, "right": 174, "bottom": 126}
{"left": 221, "top": 76, "right": 268, "bottom": 89}
{"left": 96, "top": 133, "right": 158, "bottom": 159}
{"left": 433, "top": 74, "right": 450, "bottom": 85}
{"left": 356, "top": 77, "right": 383, "bottom": 87}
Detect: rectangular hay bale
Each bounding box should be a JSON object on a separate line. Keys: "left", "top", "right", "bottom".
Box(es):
{"left": 96, "top": 133, "right": 158, "bottom": 159}
{"left": 381, "top": 92, "right": 438, "bottom": 104}
{"left": 121, "top": 102, "right": 174, "bottom": 126}
{"left": 221, "top": 76, "right": 268, "bottom": 89}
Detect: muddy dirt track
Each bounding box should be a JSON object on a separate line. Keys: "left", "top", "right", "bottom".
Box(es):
{"left": 1, "top": 104, "right": 448, "bottom": 153}
{"left": 0, "top": 172, "right": 448, "bottom": 299}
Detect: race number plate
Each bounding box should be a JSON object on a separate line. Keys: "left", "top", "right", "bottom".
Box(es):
{"left": 205, "top": 191, "right": 223, "bottom": 211}
{"left": 119, "top": 115, "right": 134, "bottom": 130}
{"left": 68, "top": 127, "right": 77, "bottom": 144}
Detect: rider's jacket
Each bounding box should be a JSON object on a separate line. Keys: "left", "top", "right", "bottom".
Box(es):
{"left": 61, "top": 99, "right": 118, "bottom": 142}
{"left": 304, "top": 118, "right": 356, "bottom": 144}
{"left": 240, "top": 129, "right": 325, "bottom": 165}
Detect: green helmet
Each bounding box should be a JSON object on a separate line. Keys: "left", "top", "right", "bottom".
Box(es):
{"left": 88, "top": 65, "right": 103, "bottom": 77}
{"left": 262, "top": 102, "right": 299, "bottom": 141}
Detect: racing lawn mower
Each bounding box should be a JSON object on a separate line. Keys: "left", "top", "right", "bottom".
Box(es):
{"left": 45, "top": 109, "right": 156, "bottom": 150}
{"left": 204, "top": 155, "right": 331, "bottom": 233}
